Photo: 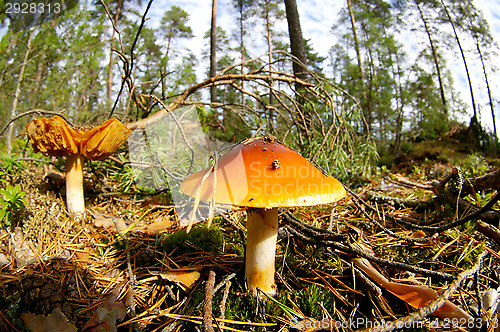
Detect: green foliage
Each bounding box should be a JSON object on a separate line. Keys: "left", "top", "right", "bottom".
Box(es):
{"left": 110, "top": 164, "right": 138, "bottom": 193}
{"left": 459, "top": 153, "right": 489, "bottom": 177}
{"left": 0, "top": 184, "right": 26, "bottom": 229}
{"left": 162, "top": 225, "right": 224, "bottom": 255}
{"left": 0, "top": 152, "right": 23, "bottom": 175}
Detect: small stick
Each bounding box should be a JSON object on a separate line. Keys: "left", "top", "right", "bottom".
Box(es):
{"left": 203, "top": 270, "right": 216, "bottom": 332}
{"left": 219, "top": 279, "right": 231, "bottom": 327}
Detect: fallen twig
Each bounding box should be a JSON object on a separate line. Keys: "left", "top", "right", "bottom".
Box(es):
{"left": 349, "top": 186, "right": 500, "bottom": 233}
{"left": 349, "top": 190, "right": 433, "bottom": 244}
{"left": 283, "top": 226, "right": 456, "bottom": 280}
{"left": 203, "top": 270, "right": 216, "bottom": 332}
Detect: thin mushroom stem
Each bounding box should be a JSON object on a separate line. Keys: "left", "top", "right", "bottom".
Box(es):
{"left": 65, "top": 153, "right": 86, "bottom": 218}
{"left": 245, "top": 207, "right": 278, "bottom": 295}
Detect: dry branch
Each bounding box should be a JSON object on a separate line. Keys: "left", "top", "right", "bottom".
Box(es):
{"left": 202, "top": 270, "right": 216, "bottom": 332}
{"left": 125, "top": 73, "right": 313, "bottom": 130}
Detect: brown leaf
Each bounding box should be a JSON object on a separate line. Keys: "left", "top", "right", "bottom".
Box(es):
{"left": 144, "top": 217, "right": 176, "bottom": 235}
{"left": 20, "top": 308, "right": 77, "bottom": 332}
{"left": 75, "top": 250, "right": 92, "bottom": 269}
{"left": 10, "top": 227, "right": 37, "bottom": 267}
{"left": 94, "top": 216, "right": 127, "bottom": 231}
{"left": 155, "top": 269, "right": 201, "bottom": 291}
{"left": 352, "top": 250, "right": 472, "bottom": 321}
{"left": 82, "top": 285, "right": 127, "bottom": 332}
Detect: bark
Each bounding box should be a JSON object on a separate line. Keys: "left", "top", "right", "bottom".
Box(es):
{"left": 210, "top": 0, "right": 217, "bottom": 104}
{"left": 347, "top": 0, "right": 365, "bottom": 87}
{"left": 461, "top": 168, "right": 500, "bottom": 194}
{"left": 238, "top": 2, "right": 245, "bottom": 105}
{"left": 347, "top": 0, "right": 371, "bottom": 133}
{"left": 264, "top": 0, "right": 274, "bottom": 130}
{"left": 284, "top": 0, "right": 310, "bottom": 137}
{"left": 432, "top": 180, "right": 500, "bottom": 226}
{"left": 202, "top": 270, "right": 216, "bottom": 332}
{"left": 393, "top": 57, "right": 404, "bottom": 154}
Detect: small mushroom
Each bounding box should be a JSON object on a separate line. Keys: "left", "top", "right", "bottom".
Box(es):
{"left": 181, "top": 135, "right": 346, "bottom": 295}
{"left": 26, "top": 116, "right": 131, "bottom": 218}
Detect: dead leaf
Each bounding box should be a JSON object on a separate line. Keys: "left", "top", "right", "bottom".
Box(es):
{"left": 0, "top": 252, "right": 10, "bottom": 267}
{"left": 20, "top": 308, "right": 77, "bottom": 332}
{"left": 351, "top": 242, "right": 472, "bottom": 322}
{"left": 144, "top": 217, "right": 176, "bottom": 235}
{"left": 75, "top": 250, "right": 91, "bottom": 269}
{"left": 82, "top": 285, "right": 127, "bottom": 332}
{"left": 412, "top": 230, "right": 427, "bottom": 238}
{"left": 94, "top": 216, "right": 127, "bottom": 231}
{"left": 154, "top": 269, "right": 201, "bottom": 291}
{"left": 10, "top": 227, "right": 37, "bottom": 267}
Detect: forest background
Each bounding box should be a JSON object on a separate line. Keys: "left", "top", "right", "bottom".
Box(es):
{"left": 1, "top": 0, "right": 500, "bottom": 179}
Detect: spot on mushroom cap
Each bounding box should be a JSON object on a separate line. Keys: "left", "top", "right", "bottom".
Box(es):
{"left": 26, "top": 116, "right": 131, "bottom": 160}
{"left": 180, "top": 136, "right": 347, "bottom": 208}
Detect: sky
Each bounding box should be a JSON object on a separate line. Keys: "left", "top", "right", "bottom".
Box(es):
{"left": 141, "top": 0, "right": 500, "bottom": 134}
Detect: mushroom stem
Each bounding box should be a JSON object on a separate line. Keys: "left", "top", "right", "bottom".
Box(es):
{"left": 65, "top": 153, "right": 86, "bottom": 217}
{"left": 245, "top": 207, "right": 278, "bottom": 295}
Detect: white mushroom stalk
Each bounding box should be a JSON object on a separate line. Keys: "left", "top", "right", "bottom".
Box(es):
{"left": 65, "top": 153, "right": 85, "bottom": 217}
{"left": 245, "top": 208, "right": 279, "bottom": 295}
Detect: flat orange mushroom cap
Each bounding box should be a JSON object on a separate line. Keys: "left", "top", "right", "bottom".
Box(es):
{"left": 181, "top": 136, "right": 346, "bottom": 208}
{"left": 26, "top": 116, "right": 131, "bottom": 160}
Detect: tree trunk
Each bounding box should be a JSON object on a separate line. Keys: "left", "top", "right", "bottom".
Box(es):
{"left": 238, "top": 2, "right": 245, "bottom": 105}
{"left": 6, "top": 28, "right": 35, "bottom": 153}
{"left": 284, "top": 0, "right": 310, "bottom": 138}
{"left": 284, "top": 0, "right": 306, "bottom": 80}
{"left": 347, "top": 0, "right": 371, "bottom": 133}
{"left": 416, "top": 2, "right": 447, "bottom": 116}
{"left": 393, "top": 58, "right": 404, "bottom": 155}
{"left": 440, "top": 0, "right": 478, "bottom": 123}
{"left": 107, "top": 0, "right": 123, "bottom": 103}
{"left": 476, "top": 39, "right": 497, "bottom": 142}
{"left": 264, "top": 0, "right": 274, "bottom": 132}
{"left": 210, "top": 0, "right": 217, "bottom": 104}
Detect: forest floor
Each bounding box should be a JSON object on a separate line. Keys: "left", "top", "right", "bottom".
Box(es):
{"left": 1, "top": 133, "right": 500, "bottom": 332}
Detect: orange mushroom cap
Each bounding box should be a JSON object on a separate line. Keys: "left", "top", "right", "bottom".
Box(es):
{"left": 26, "top": 115, "right": 79, "bottom": 157}
{"left": 26, "top": 116, "right": 131, "bottom": 160}
{"left": 180, "top": 136, "right": 346, "bottom": 208}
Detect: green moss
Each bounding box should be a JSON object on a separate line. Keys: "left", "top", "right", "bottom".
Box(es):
{"left": 162, "top": 224, "right": 224, "bottom": 255}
